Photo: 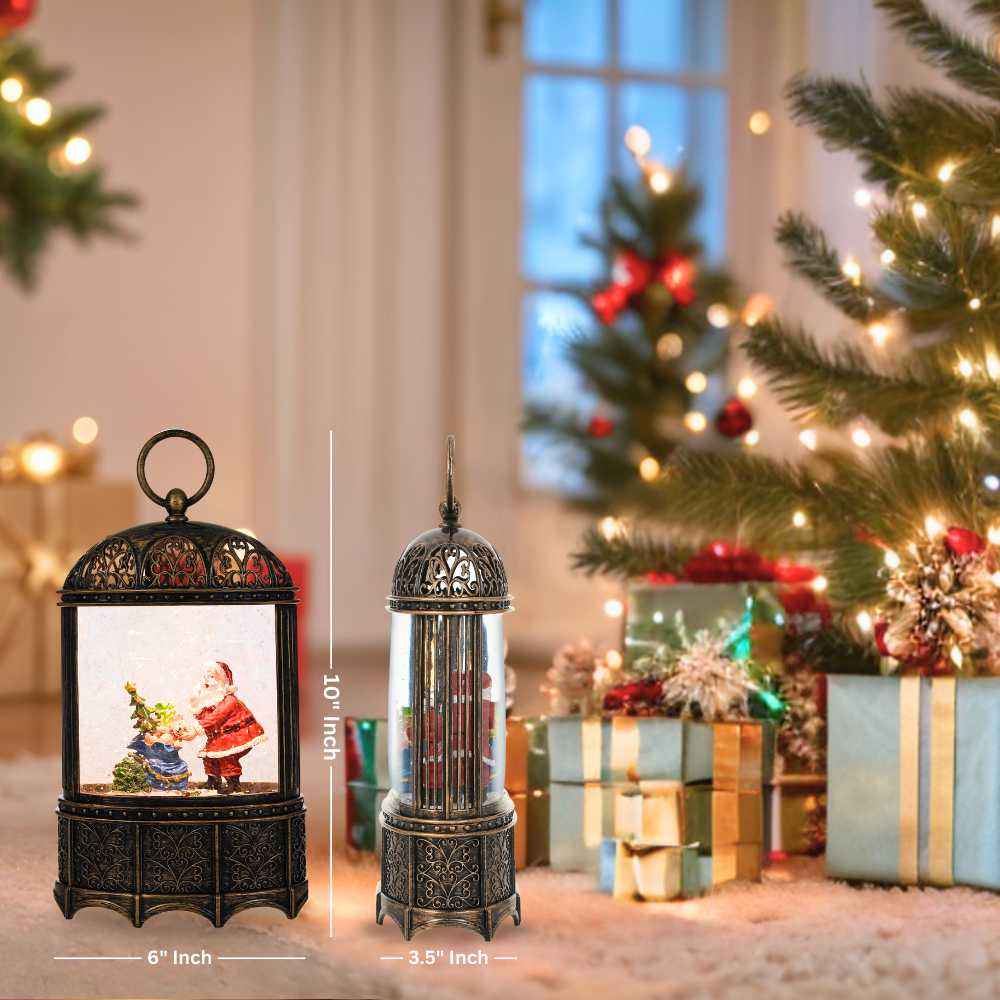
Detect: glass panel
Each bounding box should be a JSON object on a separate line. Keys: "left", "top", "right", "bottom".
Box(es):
{"left": 388, "top": 612, "right": 414, "bottom": 807}
{"left": 522, "top": 74, "right": 609, "bottom": 284}
{"left": 483, "top": 614, "right": 506, "bottom": 804}
{"left": 523, "top": 0, "right": 609, "bottom": 68}
{"left": 521, "top": 290, "right": 596, "bottom": 493}
{"left": 619, "top": 83, "right": 727, "bottom": 262}
{"left": 77, "top": 605, "right": 279, "bottom": 796}
{"left": 618, "top": 0, "right": 727, "bottom": 75}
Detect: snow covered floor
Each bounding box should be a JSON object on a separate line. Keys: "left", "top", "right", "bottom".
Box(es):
{"left": 6, "top": 751, "right": 1000, "bottom": 1000}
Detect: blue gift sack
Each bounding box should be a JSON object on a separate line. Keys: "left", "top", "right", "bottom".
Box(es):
{"left": 827, "top": 675, "right": 1000, "bottom": 890}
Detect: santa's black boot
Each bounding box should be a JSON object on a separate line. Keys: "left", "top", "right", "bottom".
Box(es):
{"left": 202, "top": 775, "right": 223, "bottom": 792}
{"left": 221, "top": 776, "right": 242, "bottom": 795}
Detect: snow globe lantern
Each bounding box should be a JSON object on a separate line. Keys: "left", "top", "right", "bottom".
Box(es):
{"left": 377, "top": 435, "right": 520, "bottom": 941}
{"left": 54, "top": 429, "right": 307, "bottom": 927}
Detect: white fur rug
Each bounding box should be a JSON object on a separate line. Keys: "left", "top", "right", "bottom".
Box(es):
{"left": 6, "top": 752, "right": 1000, "bottom": 1000}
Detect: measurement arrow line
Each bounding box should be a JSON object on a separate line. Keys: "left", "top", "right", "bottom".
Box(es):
{"left": 217, "top": 957, "right": 306, "bottom": 960}
{"left": 493, "top": 957, "right": 518, "bottom": 960}
{"left": 54, "top": 957, "right": 143, "bottom": 961}
{"left": 380, "top": 957, "right": 404, "bottom": 960}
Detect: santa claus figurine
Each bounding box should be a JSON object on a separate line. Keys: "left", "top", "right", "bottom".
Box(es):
{"left": 190, "top": 660, "right": 267, "bottom": 795}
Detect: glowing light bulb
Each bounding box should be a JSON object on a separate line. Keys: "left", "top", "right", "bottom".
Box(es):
{"left": 64, "top": 136, "right": 91, "bottom": 165}
{"left": 685, "top": 371, "right": 708, "bottom": 393}
{"left": 737, "top": 377, "right": 757, "bottom": 399}
{"left": 649, "top": 168, "right": 671, "bottom": 193}
{"left": 951, "top": 646, "right": 963, "bottom": 668}
{"left": 604, "top": 649, "right": 623, "bottom": 670}
{"left": 656, "top": 332, "right": 683, "bottom": 360}
{"left": 986, "top": 475, "right": 1000, "bottom": 491}
{"left": 811, "top": 575, "right": 828, "bottom": 592}
{"left": 857, "top": 610, "right": 873, "bottom": 632}
{"left": 993, "top": 216, "right": 1000, "bottom": 240}
{"left": 604, "top": 599, "right": 624, "bottom": 618}
{"left": 792, "top": 510, "right": 808, "bottom": 528}
{"left": 851, "top": 428, "right": 872, "bottom": 448}
{"left": 912, "top": 201, "right": 928, "bottom": 219}
{"left": 744, "top": 429, "right": 760, "bottom": 446}
{"left": 706, "top": 304, "right": 731, "bottom": 328}
{"left": 959, "top": 408, "right": 978, "bottom": 428}
{"left": 25, "top": 97, "right": 52, "bottom": 125}
{"left": 880, "top": 248, "right": 896, "bottom": 266}
{"left": 885, "top": 550, "right": 901, "bottom": 569}
{"left": 624, "top": 125, "right": 651, "bottom": 158}
{"left": 957, "top": 357, "right": 974, "bottom": 378}
{"left": 684, "top": 411, "right": 707, "bottom": 433}
{"left": 72, "top": 416, "right": 98, "bottom": 444}
{"left": 854, "top": 189, "right": 872, "bottom": 207}
{"left": 925, "top": 515, "right": 944, "bottom": 538}
{"left": 842, "top": 257, "right": 862, "bottom": 285}
{"left": 22, "top": 442, "right": 63, "bottom": 480}
{"left": 600, "top": 516, "right": 621, "bottom": 541}
{"left": 937, "top": 161, "right": 956, "bottom": 182}
{"left": 742, "top": 293, "right": 773, "bottom": 327}
{"left": 988, "top": 353, "right": 1000, "bottom": 379}
{"left": 639, "top": 456, "right": 661, "bottom": 481}
{"left": 749, "top": 111, "right": 771, "bottom": 135}
{"left": 989, "top": 525, "right": 1000, "bottom": 545}
{"left": 0, "top": 77, "right": 23, "bottom": 102}
{"left": 867, "top": 322, "right": 891, "bottom": 347}
{"left": 799, "top": 429, "right": 817, "bottom": 451}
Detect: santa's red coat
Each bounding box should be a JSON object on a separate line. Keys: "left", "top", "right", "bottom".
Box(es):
{"left": 194, "top": 694, "right": 267, "bottom": 758}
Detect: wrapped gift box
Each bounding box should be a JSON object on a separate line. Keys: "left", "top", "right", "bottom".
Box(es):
{"left": 614, "top": 781, "right": 712, "bottom": 853}
{"left": 511, "top": 788, "right": 550, "bottom": 868}
{"left": 769, "top": 773, "right": 826, "bottom": 856}
{"left": 0, "top": 478, "right": 134, "bottom": 698}
{"left": 346, "top": 781, "right": 388, "bottom": 856}
{"left": 611, "top": 841, "right": 702, "bottom": 901}
{"left": 506, "top": 717, "right": 549, "bottom": 792}
{"left": 599, "top": 838, "right": 712, "bottom": 895}
{"left": 828, "top": 675, "right": 1000, "bottom": 889}
{"left": 345, "top": 718, "right": 391, "bottom": 788}
{"left": 712, "top": 843, "right": 762, "bottom": 883}
{"left": 550, "top": 782, "right": 622, "bottom": 873}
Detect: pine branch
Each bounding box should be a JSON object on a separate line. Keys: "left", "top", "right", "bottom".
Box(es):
{"left": 876, "top": 0, "right": 1000, "bottom": 104}
{"left": 776, "top": 213, "right": 894, "bottom": 320}
{"left": 572, "top": 528, "right": 696, "bottom": 579}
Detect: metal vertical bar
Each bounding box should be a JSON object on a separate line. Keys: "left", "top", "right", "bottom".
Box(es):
{"left": 411, "top": 615, "right": 423, "bottom": 817}
{"left": 473, "top": 615, "right": 483, "bottom": 811}
{"left": 443, "top": 615, "right": 452, "bottom": 819}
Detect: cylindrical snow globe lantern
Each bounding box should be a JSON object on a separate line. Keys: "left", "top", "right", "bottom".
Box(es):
{"left": 54, "top": 430, "right": 307, "bottom": 927}
{"left": 377, "top": 436, "right": 520, "bottom": 941}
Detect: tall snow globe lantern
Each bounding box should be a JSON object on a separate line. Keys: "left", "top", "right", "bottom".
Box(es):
{"left": 54, "top": 429, "right": 308, "bottom": 927}
{"left": 377, "top": 435, "right": 520, "bottom": 941}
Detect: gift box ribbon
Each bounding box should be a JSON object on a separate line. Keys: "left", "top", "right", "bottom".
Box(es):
{"left": 899, "top": 676, "right": 956, "bottom": 886}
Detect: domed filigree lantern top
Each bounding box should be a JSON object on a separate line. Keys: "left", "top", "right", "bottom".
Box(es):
{"left": 60, "top": 429, "right": 295, "bottom": 606}
{"left": 388, "top": 436, "right": 510, "bottom": 615}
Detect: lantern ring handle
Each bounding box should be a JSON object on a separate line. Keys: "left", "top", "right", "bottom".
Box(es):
{"left": 136, "top": 429, "right": 215, "bottom": 522}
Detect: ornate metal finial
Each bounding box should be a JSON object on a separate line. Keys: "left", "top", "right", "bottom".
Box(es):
{"left": 438, "top": 434, "right": 462, "bottom": 527}
{"left": 136, "top": 429, "right": 215, "bottom": 523}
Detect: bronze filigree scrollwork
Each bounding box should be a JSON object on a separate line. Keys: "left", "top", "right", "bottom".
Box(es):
{"left": 141, "top": 536, "right": 208, "bottom": 588}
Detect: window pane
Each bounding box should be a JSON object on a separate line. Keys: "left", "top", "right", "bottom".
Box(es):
{"left": 524, "top": 0, "right": 609, "bottom": 68}
{"left": 618, "top": 0, "right": 726, "bottom": 75}
{"left": 522, "top": 74, "right": 609, "bottom": 284}
{"left": 619, "top": 83, "right": 727, "bottom": 261}
{"left": 522, "top": 291, "right": 594, "bottom": 493}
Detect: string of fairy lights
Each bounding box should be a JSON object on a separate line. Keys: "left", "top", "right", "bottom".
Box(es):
{"left": 0, "top": 72, "right": 93, "bottom": 171}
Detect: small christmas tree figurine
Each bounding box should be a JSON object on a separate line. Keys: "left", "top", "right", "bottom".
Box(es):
{"left": 125, "top": 681, "right": 157, "bottom": 734}
{"left": 524, "top": 129, "right": 747, "bottom": 511}
{"left": 110, "top": 753, "right": 149, "bottom": 793}
{"left": 595, "top": 0, "right": 1000, "bottom": 675}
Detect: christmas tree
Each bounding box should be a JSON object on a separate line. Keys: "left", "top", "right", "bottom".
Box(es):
{"left": 523, "top": 130, "right": 752, "bottom": 511}
{"left": 0, "top": 26, "right": 136, "bottom": 288}
{"left": 581, "top": 0, "right": 1000, "bottom": 676}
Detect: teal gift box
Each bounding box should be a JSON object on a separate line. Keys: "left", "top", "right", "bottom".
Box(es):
{"left": 346, "top": 781, "right": 388, "bottom": 856}
{"left": 598, "top": 839, "right": 711, "bottom": 898}
{"left": 827, "top": 675, "right": 1000, "bottom": 889}
{"left": 548, "top": 716, "right": 714, "bottom": 785}
{"left": 345, "top": 717, "right": 390, "bottom": 789}
{"left": 549, "top": 782, "right": 622, "bottom": 873}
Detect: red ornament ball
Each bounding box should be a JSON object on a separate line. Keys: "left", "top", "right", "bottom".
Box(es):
{"left": 588, "top": 414, "right": 615, "bottom": 439}
{"left": 0, "top": 0, "right": 34, "bottom": 36}
{"left": 944, "top": 526, "right": 987, "bottom": 557}
{"left": 715, "top": 398, "right": 753, "bottom": 438}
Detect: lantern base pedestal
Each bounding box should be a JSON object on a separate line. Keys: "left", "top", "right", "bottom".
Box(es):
{"left": 376, "top": 883, "right": 520, "bottom": 941}
{"left": 53, "top": 880, "right": 309, "bottom": 927}
{"left": 376, "top": 792, "right": 520, "bottom": 941}
{"left": 54, "top": 795, "right": 308, "bottom": 927}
